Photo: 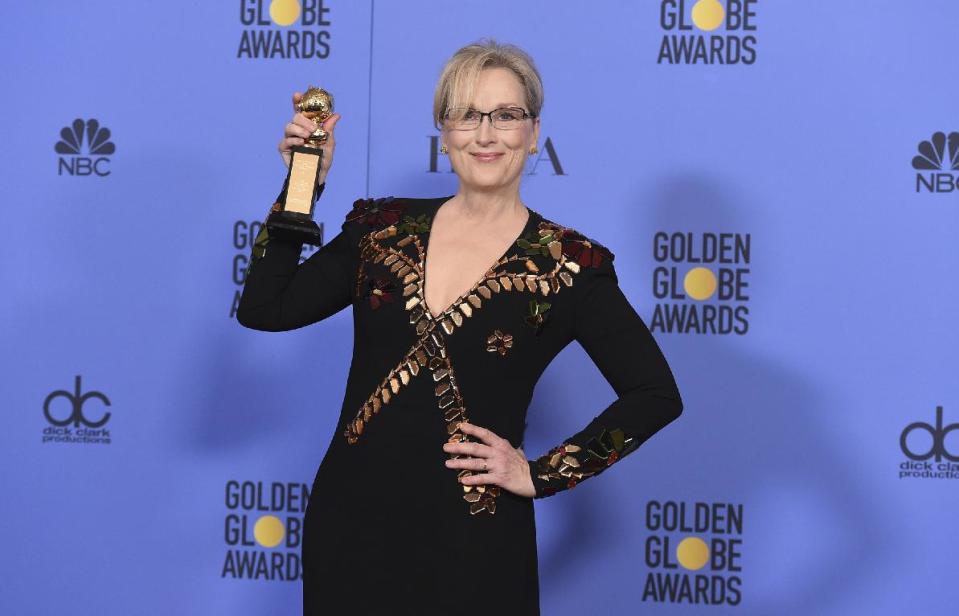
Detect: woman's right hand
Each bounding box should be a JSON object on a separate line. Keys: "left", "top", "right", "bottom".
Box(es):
{"left": 278, "top": 91, "right": 341, "bottom": 187}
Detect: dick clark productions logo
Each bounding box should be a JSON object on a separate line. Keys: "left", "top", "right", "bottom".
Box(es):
{"left": 899, "top": 406, "right": 959, "bottom": 480}
{"left": 55, "top": 119, "right": 115, "bottom": 177}
{"left": 42, "top": 375, "right": 112, "bottom": 445}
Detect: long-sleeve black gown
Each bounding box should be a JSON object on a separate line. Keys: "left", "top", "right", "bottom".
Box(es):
{"left": 237, "top": 189, "right": 683, "bottom": 615}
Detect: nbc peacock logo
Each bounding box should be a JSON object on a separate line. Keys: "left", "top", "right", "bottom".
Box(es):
{"left": 55, "top": 119, "right": 115, "bottom": 177}
{"left": 912, "top": 132, "right": 959, "bottom": 193}
{"left": 237, "top": 0, "right": 332, "bottom": 60}
{"left": 657, "top": 0, "right": 758, "bottom": 65}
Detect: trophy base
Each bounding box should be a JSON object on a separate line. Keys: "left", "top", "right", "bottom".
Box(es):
{"left": 266, "top": 210, "right": 322, "bottom": 246}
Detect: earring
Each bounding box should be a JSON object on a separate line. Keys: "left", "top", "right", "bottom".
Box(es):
{"left": 440, "top": 144, "right": 448, "bottom": 154}
{"left": 529, "top": 145, "right": 538, "bottom": 155}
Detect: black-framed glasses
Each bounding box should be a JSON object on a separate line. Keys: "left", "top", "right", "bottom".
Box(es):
{"left": 443, "top": 106, "right": 536, "bottom": 131}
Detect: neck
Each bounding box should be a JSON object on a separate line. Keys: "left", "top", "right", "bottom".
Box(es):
{"left": 451, "top": 180, "right": 525, "bottom": 222}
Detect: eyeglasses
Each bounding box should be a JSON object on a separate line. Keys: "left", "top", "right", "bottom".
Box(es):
{"left": 443, "top": 106, "right": 536, "bottom": 131}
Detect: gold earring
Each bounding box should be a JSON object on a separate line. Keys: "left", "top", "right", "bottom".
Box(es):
{"left": 440, "top": 144, "right": 448, "bottom": 154}
{"left": 529, "top": 145, "right": 538, "bottom": 155}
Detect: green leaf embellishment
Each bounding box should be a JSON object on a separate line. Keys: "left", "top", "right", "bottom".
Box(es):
{"left": 525, "top": 299, "right": 551, "bottom": 334}
{"left": 396, "top": 213, "right": 431, "bottom": 236}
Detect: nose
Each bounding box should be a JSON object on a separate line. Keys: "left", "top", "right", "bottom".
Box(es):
{"left": 474, "top": 115, "right": 497, "bottom": 146}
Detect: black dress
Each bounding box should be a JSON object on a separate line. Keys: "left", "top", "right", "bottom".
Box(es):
{"left": 237, "top": 191, "right": 683, "bottom": 615}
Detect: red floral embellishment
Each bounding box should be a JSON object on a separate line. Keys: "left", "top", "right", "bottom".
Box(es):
{"left": 606, "top": 450, "right": 619, "bottom": 466}
{"left": 559, "top": 228, "right": 613, "bottom": 268}
{"left": 345, "top": 197, "right": 404, "bottom": 227}
{"left": 567, "top": 478, "right": 578, "bottom": 489}
{"left": 363, "top": 276, "right": 396, "bottom": 310}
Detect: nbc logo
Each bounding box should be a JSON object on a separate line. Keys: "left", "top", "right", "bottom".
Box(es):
{"left": 55, "top": 118, "right": 115, "bottom": 177}
{"left": 912, "top": 132, "right": 959, "bottom": 193}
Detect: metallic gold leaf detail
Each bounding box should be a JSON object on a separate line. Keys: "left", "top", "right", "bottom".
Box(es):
{"left": 362, "top": 405, "right": 372, "bottom": 421}
{"left": 438, "top": 395, "right": 455, "bottom": 409}
{"left": 409, "top": 307, "right": 424, "bottom": 323}
{"left": 433, "top": 369, "right": 449, "bottom": 382}
{"left": 416, "top": 320, "right": 428, "bottom": 335}
{"left": 459, "top": 302, "right": 473, "bottom": 318}
{"left": 477, "top": 285, "right": 492, "bottom": 300}
{"left": 381, "top": 388, "right": 391, "bottom": 404}
{"left": 399, "top": 370, "right": 410, "bottom": 385}
{"left": 396, "top": 235, "right": 413, "bottom": 247}
{"left": 513, "top": 277, "right": 526, "bottom": 291}
{"left": 564, "top": 260, "right": 581, "bottom": 274}
{"left": 372, "top": 397, "right": 381, "bottom": 413}
{"left": 403, "top": 283, "right": 418, "bottom": 297}
{"left": 383, "top": 254, "right": 399, "bottom": 266}
{"left": 415, "top": 349, "right": 428, "bottom": 366}
{"left": 466, "top": 294, "right": 482, "bottom": 308}
{"left": 499, "top": 276, "right": 513, "bottom": 291}
{"left": 403, "top": 272, "right": 418, "bottom": 284}
{"left": 548, "top": 240, "right": 562, "bottom": 260}
{"left": 405, "top": 296, "right": 421, "bottom": 310}
{"left": 397, "top": 265, "right": 412, "bottom": 277}
{"left": 550, "top": 277, "right": 560, "bottom": 293}
{"left": 559, "top": 271, "right": 573, "bottom": 287}
{"left": 487, "top": 279, "right": 501, "bottom": 293}
{"left": 539, "top": 280, "right": 550, "bottom": 295}
{"left": 450, "top": 311, "right": 463, "bottom": 327}
{"left": 407, "top": 359, "right": 420, "bottom": 376}
{"left": 389, "top": 377, "right": 400, "bottom": 394}
{"left": 562, "top": 455, "right": 581, "bottom": 467}
{"left": 429, "top": 356, "right": 444, "bottom": 370}
{"left": 441, "top": 319, "right": 454, "bottom": 335}
{"left": 444, "top": 407, "right": 462, "bottom": 421}
{"left": 525, "top": 259, "right": 540, "bottom": 273}
{"left": 435, "top": 381, "right": 451, "bottom": 396}
{"left": 464, "top": 491, "right": 481, "bottom": 503}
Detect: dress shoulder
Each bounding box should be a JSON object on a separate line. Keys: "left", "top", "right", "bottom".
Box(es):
{"left": 532, "top": 212, "right": 616, "bottom": 270}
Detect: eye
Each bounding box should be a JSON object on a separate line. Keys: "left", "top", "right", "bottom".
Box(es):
{"left": 462, "top": 109, "right": 481, "bottom": 120}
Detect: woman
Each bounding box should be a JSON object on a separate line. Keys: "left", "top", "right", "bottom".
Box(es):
{"left": 238, "top": 40, "right": 683, "bottom": 615}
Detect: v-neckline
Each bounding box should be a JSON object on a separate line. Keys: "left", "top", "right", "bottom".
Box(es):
{"left": 421, "top": 196, "right": 537, "bottom": 321}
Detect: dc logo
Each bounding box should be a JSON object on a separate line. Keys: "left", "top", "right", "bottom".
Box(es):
{"left": 900, "top": 406, "right": 957, "bottom": 462}
{"left": 43, "top": 375, "right": 111, "bottom": 428}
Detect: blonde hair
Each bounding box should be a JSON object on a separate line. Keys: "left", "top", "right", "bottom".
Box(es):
{"left": 433, "top": 39, "right": 544, "bottom": 129}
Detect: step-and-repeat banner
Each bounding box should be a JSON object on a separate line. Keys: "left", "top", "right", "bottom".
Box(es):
{"left": 3, "top": 1, "right": 957, "bottom": 614}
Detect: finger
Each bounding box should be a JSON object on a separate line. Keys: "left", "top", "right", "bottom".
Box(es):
{"left": 445, "top": 456, "right": 495, "bottom": 471}
{"left": 458, "top": 422, "right": 504, "bottom": 447}
{"left": 291, "top": 114, "right": 317, "bottom": 131}
{"left": 291, "top": 91, "right": 303, "bottom": 110}
{"left": 279, "top": 136, "right": 306, "bottom": 151}
{"left": 460, "top": 472, "right": 497, "bottom": 485}
{"left": 284, "top": 123, "right": 314, "bottom": 139}
{"left": 442, "top": 440, "right": 494, "bottom": 458}
{"left": 321, "top": 113, "right": 341, "bottom": 132}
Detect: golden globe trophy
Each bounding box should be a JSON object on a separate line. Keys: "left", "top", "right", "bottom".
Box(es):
{"left": 266, "top": 86, "right": 333, "bottom": 245}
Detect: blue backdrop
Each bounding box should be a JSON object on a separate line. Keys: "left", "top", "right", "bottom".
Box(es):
{"left": 3, "top": 1, "right": 958, "bottom": 614}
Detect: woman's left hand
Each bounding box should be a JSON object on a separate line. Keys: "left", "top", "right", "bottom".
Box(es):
{"left": 442, "top": 422, "right": 536, "bottom": 498}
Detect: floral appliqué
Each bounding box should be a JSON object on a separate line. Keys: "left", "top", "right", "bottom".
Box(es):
{"left": 525, "top": 300, "right": 551, "bottom": 334}
{"left": 485, "top": 330, "right": 513, "bottom": 356}
{"left": 519, "top": 223, "right": 614, "bottom": 268}
{"left": 362, "top": 276, "right": 397, "bottom": 310}
{"left": 345, "top": 196, "right": 404, "bottom": 227}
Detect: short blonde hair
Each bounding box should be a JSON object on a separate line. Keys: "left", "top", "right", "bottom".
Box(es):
{"left": 433, "top": 39, "right": 544, "bottom": 129}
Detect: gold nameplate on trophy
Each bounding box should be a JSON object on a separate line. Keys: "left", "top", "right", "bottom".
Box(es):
{"left": 265, "top": 85, "right": 334, "bottom": 245}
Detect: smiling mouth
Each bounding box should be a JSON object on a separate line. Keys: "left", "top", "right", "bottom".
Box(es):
{"left": 470, "top": 152, "right": 503, "bottom": 162}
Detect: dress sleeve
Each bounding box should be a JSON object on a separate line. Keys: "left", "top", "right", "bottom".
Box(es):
{"left": 527, "top": 251, "right": 683, "bottom": 499}
{"left": 236, "top": 183, "right": 359, "bottom": 332}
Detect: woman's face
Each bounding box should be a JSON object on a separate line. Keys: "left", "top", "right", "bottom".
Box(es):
{"left": 442, "top": 67, "right": 540, "bottom": 195}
